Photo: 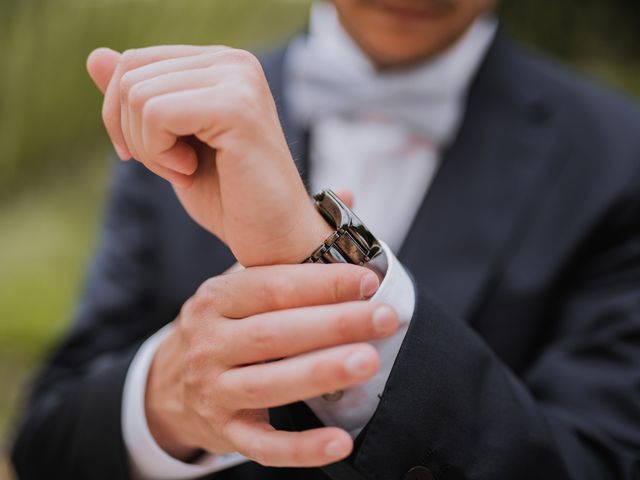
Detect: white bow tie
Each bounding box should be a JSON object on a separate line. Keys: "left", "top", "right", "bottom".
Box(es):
{"left": 286, "top": 2, "right": 497, "bottom": 148}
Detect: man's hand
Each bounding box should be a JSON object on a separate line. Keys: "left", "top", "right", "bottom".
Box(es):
{"left": 146, "top": 264, "right": 399, "bottom": 467}
{"left": 87, "top": 46, "right": 331, "bottom": 267}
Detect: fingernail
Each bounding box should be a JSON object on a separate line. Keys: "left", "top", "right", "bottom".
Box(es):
{"left": 325, "top": 440, "right": 349, "bottom": 458}
{"left": 372, "top": 305, "right": 397, "bottom": 337}
{"left": 345, "top": 350, "right": 374, "bottom": 378}
{"left": 174, "top": 163, "right": 195, "bottom": 175}
{"left": 360, "top": 272, "right": 378, "bottom": 299}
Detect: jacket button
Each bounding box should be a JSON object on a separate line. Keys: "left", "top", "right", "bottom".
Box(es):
{"left": 404, "top": 466, "right": 434, "bottom": 480}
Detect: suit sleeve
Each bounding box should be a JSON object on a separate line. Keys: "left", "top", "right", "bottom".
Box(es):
{"left": 346, "top": 189, "right": 640, "bottom": 479}
{"left": 11, "top": 161, "right": 169, "bottom": 480}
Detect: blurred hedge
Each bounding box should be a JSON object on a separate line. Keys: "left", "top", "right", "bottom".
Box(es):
{"left": 500, "top": 0, "right": 640, "bottom": 59}
{"left": 500, "top": 0, "right": 640, "bottom": 97}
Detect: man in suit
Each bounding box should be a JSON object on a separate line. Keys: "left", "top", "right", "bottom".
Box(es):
{"left": 12, "top": 0, "right": 640, "bottom": 479}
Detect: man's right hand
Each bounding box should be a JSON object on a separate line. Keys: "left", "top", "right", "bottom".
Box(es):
{"left": 86, "top": 46, "right": 334, "bottom": 268}
{"left": 146, "top": 263, "right": 399, "bottom": 467}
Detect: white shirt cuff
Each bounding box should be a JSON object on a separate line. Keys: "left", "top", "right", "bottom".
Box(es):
{"left": 304, "top": 241, "right": 415, "bottom": 436}
{"left": 122, "top": 324, "right": 247, "bottom": 480}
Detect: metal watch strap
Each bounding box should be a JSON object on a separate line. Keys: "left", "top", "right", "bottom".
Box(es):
{"left": 305, "top": 190, "right": 387, "bottom": 402}
{"left": 304, "top": 190, "right": 387, "bottom": 280}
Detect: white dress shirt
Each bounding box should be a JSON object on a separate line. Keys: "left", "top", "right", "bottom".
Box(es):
{"left": 122, "top": 3, "right": 496, "bottom": 478}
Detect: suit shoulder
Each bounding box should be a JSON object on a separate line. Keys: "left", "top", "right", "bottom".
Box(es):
{"left": 510, "top": 46, "right": 640, "bottom": 186}
{"left": 521, "top": 48, "right": 640, "bottom": 140}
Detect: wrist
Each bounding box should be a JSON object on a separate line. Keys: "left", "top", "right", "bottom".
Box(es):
{"left": 146, "top": 331, "right": 201, "bottom": 461}
{"left": 280, "top": 201, "right": 334, "bottom": 264}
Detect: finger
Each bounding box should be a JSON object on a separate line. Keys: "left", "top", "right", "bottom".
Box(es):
{"left": 144, "top": 153, "right": 195, "bottom": 188}
{"left": 121, "top": 53, "right": 221, "bottom": 161}
{"left": 86, "top": 47, "right": 120, "bottom": 94}
{"left": 148, "top": 139, "right": 199, "bottom": 178}
{"left": 226, "top": 422, "right": 352, "bottom": 467}
{"left": 121, "top": 91, "right": 138, "bottom": 160}
{"left": 141, "top": 87, "right": 221, "bottom": 156}
{"left": 197, "top": 263, "right": 379, "bottom": 318}
{"left": 120, "top": 50, "right": 228, "bottom": 93}
{"left": 124, "top": 68, "right": 224, "bottom": 171}
{"left": 218, "top": 343, "right": 379, "bottom": 409}
{"left": 334, "top": 188, "right": 354, "bottom": 209}
{"left": 102, "top": 45, "right": 215, "bottom": 159}
{"left": 221, "top": 302, "right": 398, "bottom": 365}
{"left": 140, "top": 82, "right": 272, "bottom": 156}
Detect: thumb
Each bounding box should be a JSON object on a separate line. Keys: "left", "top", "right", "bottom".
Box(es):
{"left": 86, "top": 47, "right": 121, "bottom": 94}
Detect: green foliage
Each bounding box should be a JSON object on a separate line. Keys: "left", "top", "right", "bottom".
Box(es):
{"left": 0, "top": 158, "right": 108, "bottom": 357}
{"left": 499, "top": 0, "right": 640, "bottom": 98}
{"left": 500, "top": 0, "right": 640, "bottom": 61}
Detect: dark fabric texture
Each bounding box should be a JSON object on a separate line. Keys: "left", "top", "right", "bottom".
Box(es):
{"left": 11, "top": 32, "right": 640, "bottom": 479}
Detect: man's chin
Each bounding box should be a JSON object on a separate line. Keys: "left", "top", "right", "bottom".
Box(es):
{"left": 373, "top": 0, "right": 456, "bottom": 22}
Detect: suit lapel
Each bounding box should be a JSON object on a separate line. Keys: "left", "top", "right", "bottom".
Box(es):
{"left": 397, "top": 33, "right": 559, "bottom": 321}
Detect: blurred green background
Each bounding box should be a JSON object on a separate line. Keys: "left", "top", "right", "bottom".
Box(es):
{"left": 0, "top": 0, "right": 638, "bottom": 477}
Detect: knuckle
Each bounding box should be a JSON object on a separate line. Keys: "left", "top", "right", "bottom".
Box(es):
{"left": 180, "top": 293, "right": 207, "bottom": 324}
{"left": 141, "top": 97, "right": 161, "bottom": 129}
{"left": 327, "top": 264, "right": 361, "bottom": 303}
{"left": 200, "top": 276, "right": 222, "bottom": 299}
{"left": 259, "top": 276, "right": 294, "bottom": 310}
{"left": 333, "top": 308, "right": 357, "bottom": 342}
{"left": 210, "top": 371, "right": 228, "bottom": 402}
{"left": 330, "top": 272, "right": 350, "bottom": 303}
{"left": 237, "top": 374, "right": 267, "bottom": 406}
{"left": 311, "top": 356, "right": 347, "bottom": 384}
{"left": 101, "top": 102, "right": 117, "bottom": 128}
{"left": 183, "top": 345, "right": 210, "bottom": 387}
{"left": 238, "top": 83, "right": 261, "bottom": 105}
{"left": 128, "top": 83, "right": 147, "bottom": 110}
{"left": 199, "top": 276, "right": 231, "bottom": 313}
{"left": 181, "top": 294, "right": 198, "bottom": 316}
{"left": 176, "top": 300, "right": 194, "bottom": 330}
{"left": 225, "top": 48, "right": 260, "bottom": 68}
{"left": 120, "top": 48, "right": 140, "bottom": 70}
{"left": 204, "top": 63, "right": 220, "bottom": 78}
{"left": 290, "top": 441, "right": 306, "bottom": 465}
{"left": 246, "top": 321, "right": 278, "bottom": 354}
{"left": 119, "top": 71, "right": 135, "bottom": 99}
{"left": 223, "top": 85, "right": 259, "bottom": 122}
{"left": 184, "top": 343, "right": 209, "bottom": 371}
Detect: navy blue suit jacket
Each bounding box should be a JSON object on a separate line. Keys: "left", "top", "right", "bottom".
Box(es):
{"left": 12, "top": 33, "right": 640, "bottom": 479}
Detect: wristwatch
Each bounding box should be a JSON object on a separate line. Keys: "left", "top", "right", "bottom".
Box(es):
{"left": 304, "top": 190, "right": 387, "bottom": 281}
{"left": 305, "top": 190, "right": 387, "bottom": 402}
